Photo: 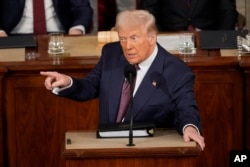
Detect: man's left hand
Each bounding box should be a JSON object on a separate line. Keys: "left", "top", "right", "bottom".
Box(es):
{"left": 68, "top": 28, "right": 84, "bottom": 35}
{"left": 183, "top": 126, "right": 205, "bottom": 150}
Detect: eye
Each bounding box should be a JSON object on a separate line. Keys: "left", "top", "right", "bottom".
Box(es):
{"left": 131, "top": 36, "right": 138, "bottom": 42}
{"left": 119, "top": 37, "right": 127, "bottom": 43}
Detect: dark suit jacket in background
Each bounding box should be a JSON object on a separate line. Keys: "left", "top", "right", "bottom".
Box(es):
{"left": 58, "top": 42, "right": 202, "bottom": 135}
{"left": 98, "top": 0, "right": 117, "bottom": 31}
{"left": 139, "top": 0, "right": 238, "bottom": 31}
{"left": 0, "top": 0, "right": 93, "bottom": 34}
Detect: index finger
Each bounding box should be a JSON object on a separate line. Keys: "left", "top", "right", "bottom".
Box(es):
{"left": 40, "top": 71, "right": 58, "bottom": 77}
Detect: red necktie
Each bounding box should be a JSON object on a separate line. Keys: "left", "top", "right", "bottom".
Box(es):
{"left": 33, "top": 0, "right": 47, "bottom": 35}
{"left": 116, "top": 79, "right": 131, "bottom": 122}
{"left": 187, "top": 0, "right": 191, "bottom": 8}
{"left": 116, "top": 64, "right": 139, "bottom": 122}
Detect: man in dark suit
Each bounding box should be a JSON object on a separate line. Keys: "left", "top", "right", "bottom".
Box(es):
{"left": 139, "top": 0, "right": 238, "bottom": 31}
{"left": 0, "top": 0, "right": 93, "bottom": 36}
{"left": 40, "top": 10, "right": 205, "bottom": 150}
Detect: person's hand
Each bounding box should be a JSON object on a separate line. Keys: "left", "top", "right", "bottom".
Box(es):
{"left": 40, "top": 71, "right": 71, "bottom": 90}
{"left": 68, "top": 28, "right": 84, "bottom": 35}
{"left": 183, "top": 126, "right": 205, "bottom": 150}
{"left": 0, "top": 31, "right": 8, "bottom": 37}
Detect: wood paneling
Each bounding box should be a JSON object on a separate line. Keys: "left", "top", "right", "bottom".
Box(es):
{"left": 0, "top": 66, "right": 7, "bottom": 167}
{"left": 239, "top": 58, "right": 250, "bottom": 150}
{"left": 65, "top": 158, "right": 200, "bottom": 167}
{"left": 3, "top": 66, "right": 98, "bottom": 167}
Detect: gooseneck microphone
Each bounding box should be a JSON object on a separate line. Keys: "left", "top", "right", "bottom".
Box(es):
{"left": 124, "top": 64, "right": 137, "bottom": 85}
{"left": 124, "top": 64, "right": 137, "bottom": 146}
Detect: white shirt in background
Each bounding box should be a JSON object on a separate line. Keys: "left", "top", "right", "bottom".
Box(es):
{"left": 11, "top": 0, "right": 64, "bottom": 34}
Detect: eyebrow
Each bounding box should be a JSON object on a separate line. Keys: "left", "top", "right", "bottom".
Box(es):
{"left": 119, "top": 34, "right": 140, "bottom": 38}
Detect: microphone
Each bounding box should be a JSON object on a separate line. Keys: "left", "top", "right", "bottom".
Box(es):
{"left": 124, "top": 64, "right": 137, "bottom": 146}
{"left": 124, "top": 64, "right": 137, "bottom": 85}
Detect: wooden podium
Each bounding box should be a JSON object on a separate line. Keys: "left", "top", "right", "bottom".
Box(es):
{"left": 62, "top": 130, "right": 201, "bottom": 167}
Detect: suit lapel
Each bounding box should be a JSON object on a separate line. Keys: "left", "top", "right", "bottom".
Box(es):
{"left": 126, "top": 47, "right": 166, "bottom": 119}
{"left": 20, "top": 0, "right": 25, "bottom": 6}
{"left": 52, "top": 0, "right": 57, "bottom": 6}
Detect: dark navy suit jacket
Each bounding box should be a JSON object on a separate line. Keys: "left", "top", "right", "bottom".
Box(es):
{"left": 0, "top": 0, "right": 93, "bottom": 34}
{"left": 59, "top": 42, "right": 202, "bottom": 135}
{"left": 140, "top": 0, "right": 238, "bottom": 31}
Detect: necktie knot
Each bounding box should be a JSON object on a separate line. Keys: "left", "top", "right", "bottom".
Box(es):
{"left": 134, "top": 64, "right": 140, "bottom": 71}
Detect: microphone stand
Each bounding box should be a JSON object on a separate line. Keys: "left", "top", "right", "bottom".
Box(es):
{"left": 127, "top": 73, "right": 135, "bottom": 147}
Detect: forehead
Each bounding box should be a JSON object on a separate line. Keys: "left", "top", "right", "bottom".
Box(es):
{"left": 118, "top": 25, "right": 146, "bottom": 37}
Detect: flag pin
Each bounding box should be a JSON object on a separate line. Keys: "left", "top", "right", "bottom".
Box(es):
{"left": 152, "top": 81, "right": 157, "bottom": 87}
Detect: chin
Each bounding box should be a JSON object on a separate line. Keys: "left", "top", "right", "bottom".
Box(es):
{"left": 127, "top": 60, "right": 137, "bottom": 65}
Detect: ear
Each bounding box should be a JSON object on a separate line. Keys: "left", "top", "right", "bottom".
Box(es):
{"left": 148, "top": 34, "right": 157, "bottom": 45}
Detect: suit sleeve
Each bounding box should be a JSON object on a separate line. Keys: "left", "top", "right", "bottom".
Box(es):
{"left": 68, "top": 0, "right": 93, "bottom": 32}
{"left": 57, "top": 48, "right": 106, "bottom": 101}
{"left": 217, "top": 0, "right": 238, "bottom": 29}
{"left": 164, "top": 60, "right": 202, "bottom": 135}
{"left": 173, "top": 73, "right": 202, "bottom": 135}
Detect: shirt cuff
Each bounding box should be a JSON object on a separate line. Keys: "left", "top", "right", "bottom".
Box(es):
{"left": 182, "top": 124, "right": 200, "bottom": 135}
{"left": 52, "top": 76, "right": 73, "bottom": 95}
{"left": 69, "top": 25, "right": 86, "bottom": 34}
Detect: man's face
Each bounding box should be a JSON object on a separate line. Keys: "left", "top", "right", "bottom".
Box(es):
{"left": 118, "top": 26, "right": 156, "bottom": 64}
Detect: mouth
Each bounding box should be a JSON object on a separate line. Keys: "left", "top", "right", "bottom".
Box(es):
{"left": 126, "top": 53, "right": 136, "bottom": 58}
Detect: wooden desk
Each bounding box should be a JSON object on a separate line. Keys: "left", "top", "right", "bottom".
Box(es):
{"left": 62, "top": 130, "right": 200, "bottom": 167}
{"left": 0, "top": 34, "right": 246, "bottom": 167}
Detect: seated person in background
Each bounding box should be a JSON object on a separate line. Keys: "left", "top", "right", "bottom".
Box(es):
{"left": 98, "top": 0, "right": 117, "bottom": 31}
{"left": 40, "top": 9, "right": 205, "bottom": 150}
{"left": 98, "top": 0, "right": 137, "bottom": 31}
{"left": 139, "top": 0, "right": 238, "bottom": 31}
{"left": 0, "top": 0, "right": 93, "bottom": 37}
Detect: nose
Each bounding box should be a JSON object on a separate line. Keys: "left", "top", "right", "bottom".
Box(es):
{"left": 125, "top": 40, "right": 132, "bottom": 50}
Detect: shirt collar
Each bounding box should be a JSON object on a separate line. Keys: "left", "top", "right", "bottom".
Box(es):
{"left": 138, "top": 44, "right": 158, "bottom": 71}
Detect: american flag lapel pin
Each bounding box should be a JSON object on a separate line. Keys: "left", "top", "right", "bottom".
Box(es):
{"left": 152, "top": 80, "right": 157, "bottom": 87}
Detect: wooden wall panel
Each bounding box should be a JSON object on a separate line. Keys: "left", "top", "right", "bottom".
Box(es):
{"left": 239, "top": 62, "right": 250, "bottom": 150}
{"left": 193, "top": 69, "right": 243, "bottom": 167}
{"left": 3, "top": 70, "right": 98, "bottom": 167}
{"left": 0, "top": 67, "right": 7, "bottom": 167}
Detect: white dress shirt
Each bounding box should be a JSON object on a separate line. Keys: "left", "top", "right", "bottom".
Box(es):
{"left": 11, "top": 0, "right": 85, "bottom": 34}
{"left": 133, "top": 45, "right": 158, "bottom": 96}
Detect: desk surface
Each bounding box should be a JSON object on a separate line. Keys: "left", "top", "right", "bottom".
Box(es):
{"left": 62, "top": 130, "right": 200, "bottom": 159}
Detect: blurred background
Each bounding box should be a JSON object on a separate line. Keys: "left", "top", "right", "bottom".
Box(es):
{"left": 89, "top": 0, "right": 250, "bottom": 34}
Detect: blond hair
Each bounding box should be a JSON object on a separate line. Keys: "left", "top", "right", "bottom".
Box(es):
{"left": 115, "top": 10, "right": 158, "bottom": 35}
